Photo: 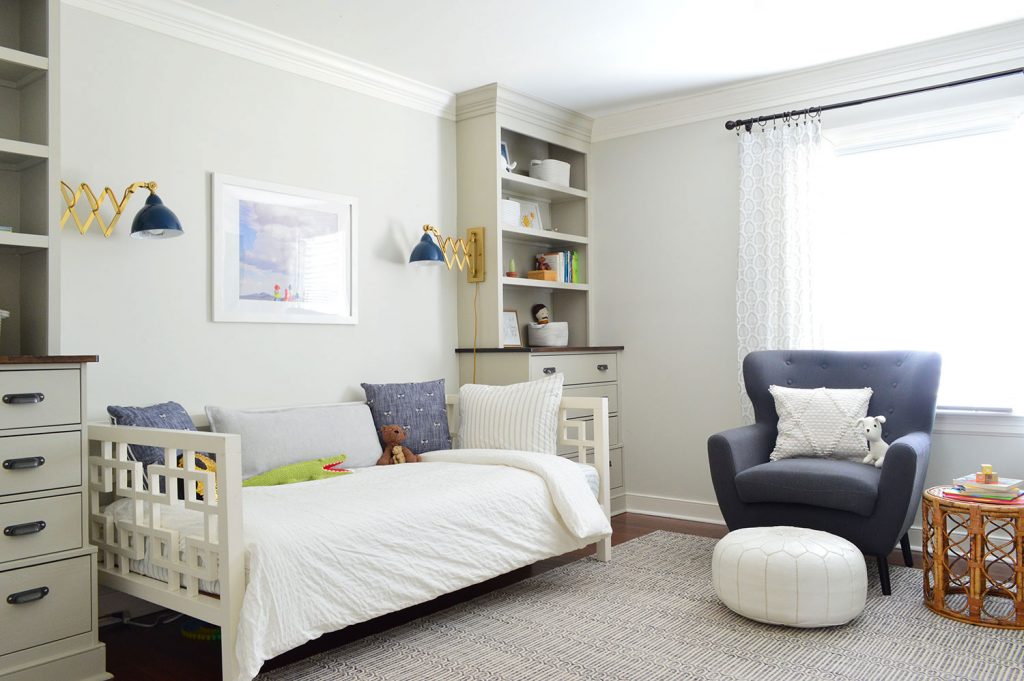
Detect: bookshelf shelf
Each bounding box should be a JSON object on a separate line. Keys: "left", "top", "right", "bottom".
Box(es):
{"left": 501, "top": 225, "right": 588, "bottom": 246}
{"left": 0, "top": 231, "right": 49, "bottom": 252}
{"left": 0, "top": 46, "right": 48, "bottom": 84}
{"left": 502, "top": 276, "right": 589, "bottom": 291}
{"left": 0, "top": 137, "right": 48, "bottom": 165}
{"left": 501, "top": 173, "right": 587, "bottom": 202}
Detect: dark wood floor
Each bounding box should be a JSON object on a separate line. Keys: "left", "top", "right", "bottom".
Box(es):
{"left": 98, "top": 513, "right": 920, "bottom": 681}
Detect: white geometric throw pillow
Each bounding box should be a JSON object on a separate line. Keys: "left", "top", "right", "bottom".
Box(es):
{"left": 458, "top": 373, "right": 564, "bottom": 454}
{"left": 769, "top": 386, "right": 873, "bottom": 462}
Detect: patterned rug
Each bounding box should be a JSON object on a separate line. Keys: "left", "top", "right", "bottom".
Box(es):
{"left": 259, "top": 531, "right": 1024, "bottom": 681}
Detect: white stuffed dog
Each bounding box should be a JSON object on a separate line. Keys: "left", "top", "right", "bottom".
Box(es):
{"left": 857, "top": 415, "right": 888, "bottom": 468}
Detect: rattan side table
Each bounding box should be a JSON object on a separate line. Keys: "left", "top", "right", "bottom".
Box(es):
{"left": 921, "top": 486, "right": 1024, "bottom": 629}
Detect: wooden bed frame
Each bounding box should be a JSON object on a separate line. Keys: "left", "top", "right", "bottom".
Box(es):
{"left": 87, "top": 395, "right": 611, "bottom": 681}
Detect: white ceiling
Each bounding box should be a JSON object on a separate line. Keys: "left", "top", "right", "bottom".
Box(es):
{"left": 190, "top": 0, "right": 1024, "bottom": 116}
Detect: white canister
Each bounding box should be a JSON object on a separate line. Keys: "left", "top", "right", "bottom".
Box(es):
{"left": 529, "top": 159, "right": 571, "bottom": 187}
{"left": 500, "top": 199, "right": 520, "bottom": 228}
{"left": 527, "top": 321, "right": 569, "bottom": 347}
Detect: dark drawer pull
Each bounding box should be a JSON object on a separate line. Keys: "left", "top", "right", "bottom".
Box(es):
{"left": 7, "top": 586, "right": 49, "bottom": 605}
{"left": 597, "top": 364, "right": 609, "bottom": 371}
{"left": 2, "top": 456, "right": 45, "bottom": 470}
{"left": 4, "top": 520, "right": 46, "bottom": 537}
{"left": 2, "top": 393, "right": 45, "bottom": 405}
{"left": 542, "top": 367, "right": 557, "bottom": 375}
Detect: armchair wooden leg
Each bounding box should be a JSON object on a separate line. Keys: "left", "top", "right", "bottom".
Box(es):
{"left": 900, "top": 533, "right": 913, "bottom": 567}
{"left": 877, "top": 555, "right": 892, "bottom": 595}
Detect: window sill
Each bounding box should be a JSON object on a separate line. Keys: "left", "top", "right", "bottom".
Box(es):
{"left": 933, "top": 410, "right": 1024, "bottom": 438}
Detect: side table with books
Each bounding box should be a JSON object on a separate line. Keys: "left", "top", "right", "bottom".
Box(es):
{"left": 921, "top": 475, "right": 1023, "bottom": 629}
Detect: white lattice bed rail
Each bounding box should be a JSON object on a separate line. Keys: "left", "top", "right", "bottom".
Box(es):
{"left": 88, "top": 394, "right": 610, "bottom": 680}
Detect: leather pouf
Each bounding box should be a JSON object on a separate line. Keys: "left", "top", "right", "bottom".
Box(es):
{"left": 712, "top": 526, "right": 867, "bottom": 627}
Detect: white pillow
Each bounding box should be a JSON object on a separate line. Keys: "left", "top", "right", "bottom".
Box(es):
{"left": 458, "top": 374, "right": 564, "bottom": 454}
{"left": 769, "top": 385, "right": 873, "bottom": 462}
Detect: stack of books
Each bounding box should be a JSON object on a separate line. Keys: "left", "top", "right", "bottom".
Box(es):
{"left": 945, "top": 472, "right": 1023, "bottom": 505}
{"left": 535, "top": 250, "right": 580, "bottom": 284}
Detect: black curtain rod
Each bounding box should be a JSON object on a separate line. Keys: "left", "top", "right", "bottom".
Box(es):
{"left": 724, "top": 67, "right": 1024, "bottom": 132}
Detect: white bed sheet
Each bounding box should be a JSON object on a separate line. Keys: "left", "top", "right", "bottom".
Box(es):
{"left": 102, "top": 453, "right": 609, "bottom": 681}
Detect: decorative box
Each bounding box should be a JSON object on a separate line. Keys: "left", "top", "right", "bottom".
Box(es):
{"left": 527, "top": 270, "right": 557, "bottom": 281}
{"left": 528, "top": 322, "right": 568, "bottom": 347}
{"left": 500, "top": 199, "right": 520, "bottom": 228}
{"left": 529, "top": 159, "right": 571, "bottom": 187}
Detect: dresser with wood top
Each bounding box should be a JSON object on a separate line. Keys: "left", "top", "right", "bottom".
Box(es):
{"left": 0, "top": 357, "right": 108, "bottom": 681}
{"left": 457, "top": 346, "right": 626, "bottom": 507}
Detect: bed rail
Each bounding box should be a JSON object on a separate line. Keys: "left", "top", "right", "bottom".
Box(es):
{"left": 87, "top": 423, "right": 243, "bottom": 681}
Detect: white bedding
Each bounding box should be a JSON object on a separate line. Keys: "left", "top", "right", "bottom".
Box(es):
{"left": 103, "top": 451, "right": 610, "bottom": 681}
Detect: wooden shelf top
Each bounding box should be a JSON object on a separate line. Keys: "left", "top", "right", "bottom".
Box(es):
{"left": 502, "top": 276, "right": 589, "bottom": 291}
{"left": 0, "top": 355, "right": 99, "bottom": 365}
{"left": 0, "top": 46, "right": 47, "bottom": 85}
{"left": 501, "top": 225, "right": 588, "bottom": 246}
{"left": 501, "top": 173, "right": 587, "bottom": 202}
{"left": 456, "top": 346, "right": 623, "bottom": 354}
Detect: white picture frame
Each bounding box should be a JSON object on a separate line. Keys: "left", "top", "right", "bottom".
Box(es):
{"left": 501, "top": 309, "right": 523, "bottom": 347}
{"left": 518, "top": 200, "right": 544, "bottom": 231}
{"left": 212, "top": 174, "right": 358, "bottom": 325}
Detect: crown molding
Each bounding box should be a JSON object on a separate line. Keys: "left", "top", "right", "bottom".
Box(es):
{"left": 592, "top": 20, "right": 1024, "bottom": 142}
{"left": 62, "top": 0, "right": 457, "bottom": 120}
{"left": 457, "top": 83, "right": 593, "bottom": 144}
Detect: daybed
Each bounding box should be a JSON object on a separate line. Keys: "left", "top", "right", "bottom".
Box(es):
{"left": 87, "top": 395, "right": 612, "bottom": 681}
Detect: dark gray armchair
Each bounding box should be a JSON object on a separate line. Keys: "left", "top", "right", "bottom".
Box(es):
{"left": 708, "top": 350, "right": 941, "bottom": 595}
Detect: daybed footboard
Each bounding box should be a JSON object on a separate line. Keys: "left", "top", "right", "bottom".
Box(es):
{"left": 87, "top": 423, "right": 243, "bottom": 681}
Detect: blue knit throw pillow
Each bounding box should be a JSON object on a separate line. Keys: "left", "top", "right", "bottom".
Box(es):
{"left": 360, "top": 379, "right": 452, "bottom": 455}
{"left": 107, "top": 401, "right": 197, "bottom": 490}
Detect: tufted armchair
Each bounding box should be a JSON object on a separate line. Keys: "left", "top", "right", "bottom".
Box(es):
{"left": 708, "top": 350, "right": 941, "bottom": 595}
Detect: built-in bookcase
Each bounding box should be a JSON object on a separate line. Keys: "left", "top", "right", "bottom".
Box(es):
{"left": 0, "top": 0, "right": 59, "bottom": 355}
{"left": 455, "top": 84, "right": 593, "bottom": 348}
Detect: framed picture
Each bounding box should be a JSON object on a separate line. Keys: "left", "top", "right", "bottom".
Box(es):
{"left": 501, "top": 309, "right": 523, "bottom": 347}
{"left": 518, "top": 200, "right": 544, "bottom": 230}
{"left": 212, "top": 174, "right": 358, "bottom": 324}
{"left": 499, "top": 141, "right": 512, "bottom": 172}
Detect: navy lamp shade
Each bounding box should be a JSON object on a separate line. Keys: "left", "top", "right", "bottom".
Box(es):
{"left": 131, "top": 192, "right": 183, "bottom": 239}
{"left": 409, "top": 232, "right": 445, "bottom": 266}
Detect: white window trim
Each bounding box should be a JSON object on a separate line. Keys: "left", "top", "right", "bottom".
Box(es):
{"left": 934, "top": 410, "right": 1024, "bottom": 438}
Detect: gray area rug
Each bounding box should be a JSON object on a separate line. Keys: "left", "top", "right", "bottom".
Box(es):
{"left": 259, "top": 531, "right": 1024, "bottom": 681}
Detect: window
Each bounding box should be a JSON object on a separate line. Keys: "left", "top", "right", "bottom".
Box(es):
{"left": 815, "top": 118, "right": 1024, "bottom": 411}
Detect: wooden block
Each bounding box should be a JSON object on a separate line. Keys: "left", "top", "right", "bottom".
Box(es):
{"left": 527, "top": 270, "right": 557, "bottom": 281}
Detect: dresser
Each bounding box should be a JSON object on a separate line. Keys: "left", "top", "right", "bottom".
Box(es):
{"left": 0, "top": 357, "right": 108, "bottom": 681}
{"left": 457, "top": 347, "right": 626, "bottom": 504}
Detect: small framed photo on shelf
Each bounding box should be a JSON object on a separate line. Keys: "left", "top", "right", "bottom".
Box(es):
{"left": 501, "top": 309, "right": 523, "bottom": 347}
{"left": 499, "top": 142, "right": 514, "bottom": 173}
{"left": 518, "top": 201, "right": 543, "bottom": 230}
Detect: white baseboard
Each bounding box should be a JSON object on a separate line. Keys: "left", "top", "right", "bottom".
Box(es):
{"left": 622, "top": 493, "right": 925, "bottom": 553}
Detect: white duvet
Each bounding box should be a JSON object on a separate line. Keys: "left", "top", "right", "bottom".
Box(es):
{"left": 104, "top": 449, "right": 611, "bottom": 681}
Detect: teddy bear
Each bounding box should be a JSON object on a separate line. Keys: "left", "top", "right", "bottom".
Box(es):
{"left": 857, "top": 415, "right": 889, "bottom": 468}
{"left": 376, "top": 424, "right": 421, "bottom": 465}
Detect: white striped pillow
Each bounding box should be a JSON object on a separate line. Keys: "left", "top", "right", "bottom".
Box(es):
{"left": 458, "top": 374, "right": 564, "bottom": 454}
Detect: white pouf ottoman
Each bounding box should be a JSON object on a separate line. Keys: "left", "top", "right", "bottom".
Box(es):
{"left": 712, "top": 526, "right": 867, "bottom": 627}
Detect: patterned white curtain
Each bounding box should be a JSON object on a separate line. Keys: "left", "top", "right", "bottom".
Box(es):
{"left": 736, "top": 120, "right": 825, "bottom": 421}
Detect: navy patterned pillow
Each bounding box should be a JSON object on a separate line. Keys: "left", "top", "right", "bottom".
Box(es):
{"left": 107, "top": 401, "right": 197, "bottom": 490}
{"left": 360, "top": 379, "right": 452, "bottom": 455}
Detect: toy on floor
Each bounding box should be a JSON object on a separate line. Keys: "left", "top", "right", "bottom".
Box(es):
{"left": 180, "top": 617, "right": 220, "bottom": 642}
{"left": 376, "top": 424, "right": 420, "bottom": 465}
{"left": 857, "top": 415, "right": 889, "bottom": 468}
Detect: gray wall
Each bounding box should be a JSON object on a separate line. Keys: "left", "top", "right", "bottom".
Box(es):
{"left": 59, "top": 7, "right": 458, "bottom": 418}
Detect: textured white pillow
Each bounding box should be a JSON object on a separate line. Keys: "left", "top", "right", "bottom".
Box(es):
{"left": 458, "top": 374, "right": 564, "bottom": 454}
{"left": 769, "top": 386, "right": 873, "bottom": 461}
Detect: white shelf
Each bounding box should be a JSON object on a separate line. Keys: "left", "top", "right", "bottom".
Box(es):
{"left": 0, "top": 137, "right": 48, "bottom": 166}
{"left": 501, "top": 173, "right": 587, "bottom": 202}
{"left": 501, "top": 225, "right": 588, "bottom": 246}
{"left": 0, "top": 231, "right": 48, "bottom": 251}
{"left": 503, "top": 276, "right": 590, "bottom": 291}
{"left": 0, "top": 46, "right": 47, "bottom": 85}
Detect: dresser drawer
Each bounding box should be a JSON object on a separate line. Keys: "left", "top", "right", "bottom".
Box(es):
{"left": 563, "top": 383, "right": 618, "bottom": 417}
{"left": 0, "top": 494, "right": 82, "bottom": 564}
{"left": 0, "top": 370, "right": 81, "bottom": 431}
{"left": 558, "top": 415, "right": 620, "bottom": 455}
{"left": 530, "top": 353, "right": 617, "bottom": 385}
{"left": 0, "top": 555, "right": 92, "bottom": 656}
{"left": 0, "top": 431, "right": 81, "bottom": 497}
